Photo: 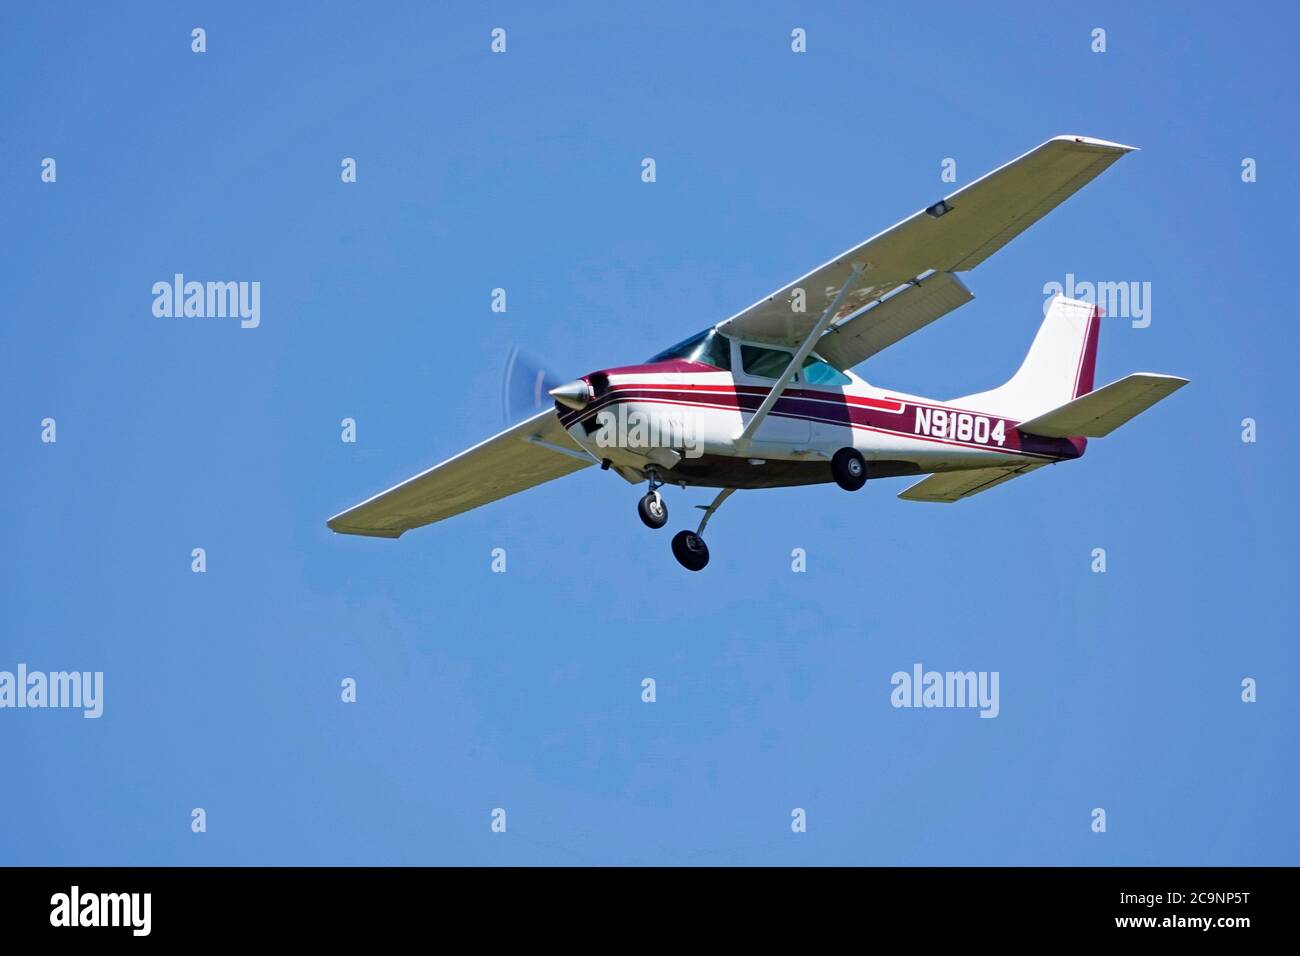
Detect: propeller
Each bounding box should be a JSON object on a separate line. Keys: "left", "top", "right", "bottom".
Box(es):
{"left": 500, "top": 345, "right": 567, "bottom": 424}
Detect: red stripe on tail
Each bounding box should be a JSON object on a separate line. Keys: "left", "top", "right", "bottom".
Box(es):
{"left": 1074, "top": 305, "right": 1102, "bottom": 398}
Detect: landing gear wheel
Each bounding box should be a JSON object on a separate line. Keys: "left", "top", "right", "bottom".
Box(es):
{"left": 831, "top": 448, "right": 868, "bottom": 491}
{"left": 638, "top": 492, "right": 668, "bottom": 529}
{"left": 671, "top": 531, "right": 710, "bottom": 571}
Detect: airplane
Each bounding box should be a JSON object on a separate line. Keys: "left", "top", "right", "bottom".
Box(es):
{"left": 327, "top": 135, "right": 1188, "bottom": 571}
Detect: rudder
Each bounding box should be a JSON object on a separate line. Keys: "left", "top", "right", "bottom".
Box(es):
{"left": 957, "top": 295, "right": 1100, "bottom": 420}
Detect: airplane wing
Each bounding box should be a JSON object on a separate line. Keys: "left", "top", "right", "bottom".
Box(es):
{"left": 815, "top": 271, "right": 974, "bottom": 371}
{"left": 715, "top": 135, "right": 1136, "bottom": 351}
{"left": 897, "top": 462, "right": 1048, "bottom": 503}
{"left": 326, "top": 409, "right": 592, "bottom": 538}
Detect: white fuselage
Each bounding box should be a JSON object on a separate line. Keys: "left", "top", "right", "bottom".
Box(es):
{"left": 555, "top": 338, "right": 1082, "bottom": 489}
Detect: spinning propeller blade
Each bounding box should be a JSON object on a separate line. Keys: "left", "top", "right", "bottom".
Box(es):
{"left": 500, "top": 346, "right": 567, "bottom": 424}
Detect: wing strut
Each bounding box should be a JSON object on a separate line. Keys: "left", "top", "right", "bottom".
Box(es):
{"left": 734, "top": 262, "right": 866, "bottom": 453}
{"left": 525, "top": 434, "right": 599, "bottom": 464}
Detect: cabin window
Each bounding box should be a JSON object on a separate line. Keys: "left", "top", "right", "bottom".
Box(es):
{"left": 740, "top": 344, "right": 794, "bottom": 379}
{"left": 698, "top": 330, "right": 732, "bottom": 370}
{"left": 647, "top": 329, "right": 732, "bottom": 370}
{"left": 800, "top": 356, "right": 851, "bottom": 386}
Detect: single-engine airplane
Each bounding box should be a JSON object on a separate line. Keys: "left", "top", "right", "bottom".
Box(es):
{"left": 328, "top": 135, "right": 1187, "bottom": 570}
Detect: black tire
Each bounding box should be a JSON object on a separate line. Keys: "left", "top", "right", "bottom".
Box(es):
{"left": 671, "top": 530, "right": 710, "bottom": 571}
{"left": 831, "top": 447, "right": 868, "bottom": 491}
{"left": 638, "top": 492, "right": 669, "bottom": 529}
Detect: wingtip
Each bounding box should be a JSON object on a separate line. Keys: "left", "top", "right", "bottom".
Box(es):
{"left": 1051, "top": 134, "right": 1140, "bottom": 153}
{"left": 326, "top": 521, "right": 404, "bottom": 538}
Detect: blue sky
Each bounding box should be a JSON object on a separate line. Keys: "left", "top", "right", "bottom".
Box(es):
{"left": 2, "top": 1, "right": 1296, "bottom": 865}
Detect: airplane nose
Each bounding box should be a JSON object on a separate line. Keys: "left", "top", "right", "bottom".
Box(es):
{"left": 549, "top": 379, "right": 592, "bottom": 410}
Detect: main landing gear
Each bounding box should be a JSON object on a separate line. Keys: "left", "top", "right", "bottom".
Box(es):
{"left": 633, "top": 470, "right": 734, "bottom": 571}
{"left": 671, "top": 530, "right": 709, "bottom": 571}
{"left": 831, "top": 447, "right": 868, "bottom": 491}
{"left": 670, "top": 487, "right": 735, "bottom": 572}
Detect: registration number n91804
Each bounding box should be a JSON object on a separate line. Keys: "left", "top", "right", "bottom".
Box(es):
{"left": 914, "top": 407, "right": 1007, "bottom": 446}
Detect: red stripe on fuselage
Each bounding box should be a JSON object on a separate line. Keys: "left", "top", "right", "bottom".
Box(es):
{"left": 599, "top": 381, "right": 904, "bottom": 412}
{"left": 560, "top": 384, "right": 1081, "bottom": 460}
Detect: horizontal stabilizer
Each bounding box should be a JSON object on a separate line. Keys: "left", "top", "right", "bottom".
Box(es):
{"left": 817, "top": 271, "right": 974, "bottom": 371}
{"left": 898, "top": 462, "right": 1047, "bottom": 503}
{"left": 1017, "top": 373, "right": 1188, "bottom": 438}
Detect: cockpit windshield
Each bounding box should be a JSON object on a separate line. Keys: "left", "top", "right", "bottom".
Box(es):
{"left": 647, "top": 329, "right": 732, "bottom": 370}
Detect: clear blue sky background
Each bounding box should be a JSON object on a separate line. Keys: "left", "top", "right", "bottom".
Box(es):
{"left": 2, "top": 1, "right": 1296, "bottom": 865}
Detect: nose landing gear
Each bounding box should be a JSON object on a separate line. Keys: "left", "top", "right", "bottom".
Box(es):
{"left": 634, "top": 470, "right": 735, "bottom": 571}
{"left": 637, "top": 469, "right": 669, "bottom": 529}
{"left": 638, "top": 491, "right": 668, "bottom": 529}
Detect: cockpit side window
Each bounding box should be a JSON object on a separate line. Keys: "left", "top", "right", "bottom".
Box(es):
{"left": 740, "top": 344, "right": 795, "bottom": 379}
{"left": 648, "top": 329, "right": 732, "bottom": 370}
{"left": 800, "top": 356, "right": 852, "bottom": 386}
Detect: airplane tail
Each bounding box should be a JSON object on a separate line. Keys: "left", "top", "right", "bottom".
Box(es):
{"left": 956, "top": 295, "right": 1100, "bottom": 420}
{"left": 902, "top": 296, "right": 1187, "bottom": 504}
